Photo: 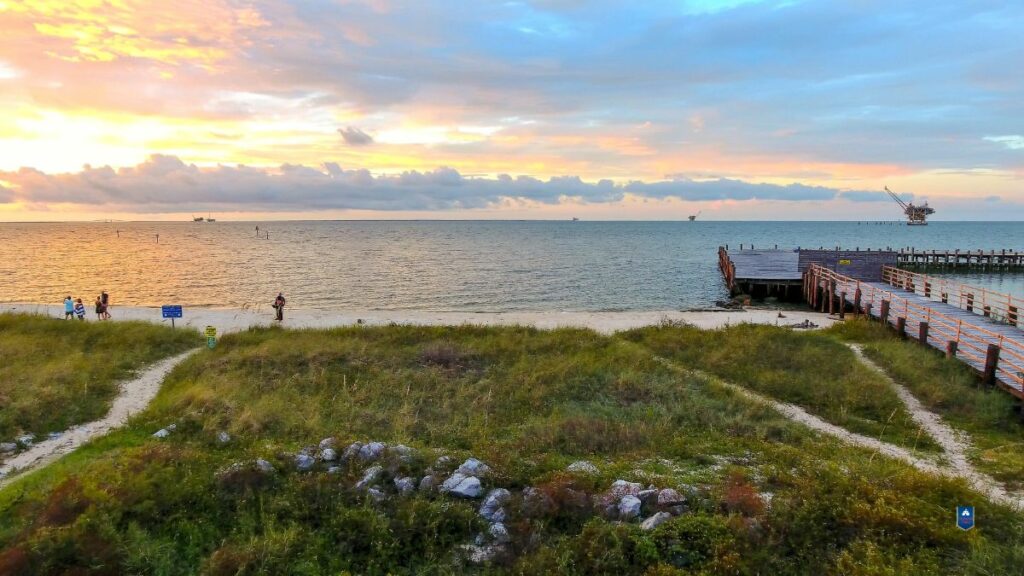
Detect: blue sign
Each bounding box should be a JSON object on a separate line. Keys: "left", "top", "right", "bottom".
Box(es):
{"left": 957, "top": 506, "right": 975, "bottom": 531}
{"left": 161, "top": 305, "right": 183, "bottom": 319}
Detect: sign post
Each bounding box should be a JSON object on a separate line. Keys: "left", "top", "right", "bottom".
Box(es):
{"left": 161, "top": 305, "right": 183, "bottom": 329}
{"left": 205, "top": 325, "right": 217, "bottom": 349}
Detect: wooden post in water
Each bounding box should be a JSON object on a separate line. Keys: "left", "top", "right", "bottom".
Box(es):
{"left": 919, "top": 321, "right": 929, "bottom": 345}
{"left": 983, "top": 344, "right": 1000, "bottom": 386}
{"left": 880, "top": 300, "right": 890, "bottom": 324}
{"left": 946, "top": 341, "right": 958, "bottom": 359}
{"left": 895, "top": 317, "right": 906, "bottom": 339}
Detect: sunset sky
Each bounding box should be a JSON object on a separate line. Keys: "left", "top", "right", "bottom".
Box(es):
{"left": 0, "top": 0, "right": 1022, "bottom": 220}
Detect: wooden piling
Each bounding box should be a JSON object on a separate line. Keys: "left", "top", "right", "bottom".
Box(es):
{"left": 946, "top": 341, "right": 958, "bottom": 359}
{"left": 896, "top": 317, "right": 907, "bottom": 339}
{"left": 918, "top": 321, "right": 929, "bottom": 344}
{"left": 983, "top": 344, "right": 1001, "bottom": 386}
{"left": 880, "top": 300, "right": 890, "bottom": 324}
{"left": 839, "top": 292, "right": 846, "bottom": 319}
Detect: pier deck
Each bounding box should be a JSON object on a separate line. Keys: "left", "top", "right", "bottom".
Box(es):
{"left": 805, "top": 265, "right": 1024, "bottom": 399}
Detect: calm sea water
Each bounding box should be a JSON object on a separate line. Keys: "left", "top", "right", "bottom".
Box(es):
{"left": 2, "top": 221, "right": 1022, "bottom": 312}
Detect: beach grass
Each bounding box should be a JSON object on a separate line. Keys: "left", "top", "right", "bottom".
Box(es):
{"left": 829, "top": 318, "right": 1024, "bottom": 489}
{"left": 0, "top": 322, "right": 1021, "bottom": 574}
{"left": 0, "top": 314, "right": 198, "bottom": 441}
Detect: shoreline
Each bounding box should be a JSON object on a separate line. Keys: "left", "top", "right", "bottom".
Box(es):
{"left": 3, "top": 303, "right": 836, "bottom": 334}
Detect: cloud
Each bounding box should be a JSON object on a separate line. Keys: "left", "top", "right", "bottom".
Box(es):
{"left": 985, "top": 136, "right": 1024, "bottom": 150}
{"left": 0, "top": 155, "right": 886, "bottom": 212}
{"left": 338, "top": 126, "right": 375, "bottom": 146}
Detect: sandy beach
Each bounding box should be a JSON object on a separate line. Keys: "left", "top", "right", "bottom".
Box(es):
{"left": 3, "top": 303, "right": 835, "bottom": 334}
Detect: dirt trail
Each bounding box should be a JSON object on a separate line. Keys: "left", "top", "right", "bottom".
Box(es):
{"left": 656, "top": 355, "right": 1024, "bottom": 510}
{"left": 0, "top": 349, "right": 198, "bottom": 487}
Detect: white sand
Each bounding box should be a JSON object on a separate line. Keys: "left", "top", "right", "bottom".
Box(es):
{"left": 3, "top": 303, "right": 835, "bottom": 334}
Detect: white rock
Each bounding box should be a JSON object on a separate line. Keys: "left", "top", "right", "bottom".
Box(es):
{"left": 479, "top": 488, "right": 511, "bottom": 521}
{"left": 392, "top": 444, "right": 414, "bottom": 456}
{"left": 657, "top": 488, "right": 685, "bottom": 506}
{"left": 457, "top": 458, "right": 491, "bottom": 476}
{"left": 327, "top": 466, "right": 341, "bottom": 475}
{"left": 566, "top": 460, "right": 599, "bottom": 474}
{"left": 441, "top": 473, "right": 483, "bottom": 498}
{"left": 216, "top": 431, "right": 231, "bottom": 444}
{"left": 152, "top": 428, "right": 170, "bottom": 439}
{"left": 166, "top": 424, "right": 177, "bottom": 431}
{"left": 356, "top": 465, "right": 383, "bottom": 490}
{"left": 47, "top": 431, "right": 63, "bottom": 440}
{"left": 618, "top": 495, "right": 642, "bottom": 519}
{"left": 318, "top": 437, "right": 336, "bottom": 450}
{"left": 419, "top": 475, "right": 438, "bottom": 491}
{"left": 255, "top": 459, "right": 275, "bottom": 473}
{"left": 394, "top": 476, "right": 417, "bottom": 494}
{"left": 461, "top": 544, "right": 501, "bottom": 564}
{"left": 320, "top": 448, "right": 338, "bottom": 462}
{"left": 640, "top": 512, "right": 673, "bottom": 531}
{"left": 342, "top": 442, "right": 363, "bottom": 460}
{"left": 610, "top": 480, "right": 642, "bottom": 497}
{"left": 367, "top": 487, "right": 387, "bottom": 503}
{"left": 359, "top": 441, "right": 386, "bottom": 461}
{"left": 16, "top": 434, "right": 35, "bottom": 445}
{"left": 295, "top": 453, "right": 315, "bottom": 472}
{"left": 489, "top": 522, "right": 511, "bottom": 544}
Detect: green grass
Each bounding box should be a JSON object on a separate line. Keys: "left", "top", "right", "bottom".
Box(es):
{"left": 622, "top": 322, "right": 940, "bottom": 454}
{"left": 829, "top": 319, "right": 1024, "bottom": 490}
{"left": 0, "top": 323, "right": 1021, "bottom": 574}
{"left": 0, "top": 314, "right": 198, "bottom": 440}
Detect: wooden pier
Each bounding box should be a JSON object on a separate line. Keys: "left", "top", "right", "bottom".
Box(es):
{"left": 804, "top": 264, "right": 1024, "bottom": 400}
{"left": 896, "top": 249, "right": 1024, "bottom": 270}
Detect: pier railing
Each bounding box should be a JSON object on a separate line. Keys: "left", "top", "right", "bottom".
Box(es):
{"left": 805, "top": 264, "right": 1024, "bottom": 398}
{"left": 881, "top": 266, "right": 1021, "bottom": 326}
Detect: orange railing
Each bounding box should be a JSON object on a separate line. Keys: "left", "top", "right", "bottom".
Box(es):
{"left": 881, "top": 266, "right": 1022, "bottom": 326}
{"left": 805, "top": 264, "right": 1024, "bottom": 398}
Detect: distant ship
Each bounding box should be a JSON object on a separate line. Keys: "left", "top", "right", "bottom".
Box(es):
{"left": 688, "top": 211, "right": 701, "bottom": 221}
{"left": 192, "top": 215, "right": 204, "bottom": 222}
{"left": 206, "top": 214, "right": 217, "bottom": 222}
{"left": 571, "top": 217, "right": 579, "bottom": 221}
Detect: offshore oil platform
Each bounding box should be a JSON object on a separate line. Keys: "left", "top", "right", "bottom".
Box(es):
{"left": 885, "top": 186, "right": 934, "bottom": 225}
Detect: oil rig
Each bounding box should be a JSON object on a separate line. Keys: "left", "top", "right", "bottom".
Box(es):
{"left": 885, "top": 186, "right": 934, "bottom": 225}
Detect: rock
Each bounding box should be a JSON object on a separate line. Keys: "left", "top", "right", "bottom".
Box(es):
{"left": 367, "top": 487, "right": 386, "bottom": 503}
{"left": 216, "top": 431, "right": 231, "bottom": 444}
{"left": 320, "top": 448, "right": 338, "bottom": 462}
{"left": 47, "top": 431, "right": 63, "bottom": 440}
{"left": 391, "top": 444, "right": 414, "bottom": 457}
{"left": 419, "top": 475, "right": 439, "bottom": 492}
{"left": 433, "top": 455, "right": 454, "bottom": 470}
{"left": 295, "top": 453, "right": 315, "bottom": 472}
{"left": 657, "top": 488, "right": 685, "bottom": 506}
{"left": 327, "top": 466, "right": 341, "bottom": 475}
{"left": 760, "top": 492, "right": 774, "bottom": 510}
{"left": 166, "top": 424, "right": 177, "bottom": 431}
{"left": 394, "top": 476, "right": 417, "bottom": 494}
{"left": 618, "top": 495, "right": 642, "bottom": 520}
{"left": 460, "top": 544, "right": 502, "bottom": 564}
{"left": 0, "top": 442, "right": 16, "bottom": 453}
{"left": 441, "top": 473, "right": 483, "bottom": 498}
{"left": 489, "top": 522, "right": 511, "bottom": 544}
{"left": 638, "top": 489, "right": 658, "bottom": 505}
{"left": 479, "top": 488, "right": 511, "bottom": 522}
{"left": 640, "top": 512, "right": 673, "bottom": 531}
{"left": 342, "top": 442, "right": 363, "bottom": 460}
{"left": 318, "top": 437, "right": 336, "bottom": 450}
{"left": 356, "top": 465, "right": 383, "bottom": 490}
{"left": 255, "top": 459, "right": 275, "bottom": 473}
{"left": 457, "top": 458, "right": 491, "bottom": 476}
{"left": 152, "top": 428, "right": 170, "bottom": 439}
{"left": 566, "top": 460, "right": 599, "bottom": 474}
{"left": 359, "top": 441, "right": 386, "bottom": 461}
{"left": 609, "top": 480, "right": 642, "bottom": 497}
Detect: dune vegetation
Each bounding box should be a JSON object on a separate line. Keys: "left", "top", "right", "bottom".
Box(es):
{"left": 0, "top": 319, "right": 1021, "bottom": 574}
{"left": 0, "top": 314, "right": 198, "bottom": 442}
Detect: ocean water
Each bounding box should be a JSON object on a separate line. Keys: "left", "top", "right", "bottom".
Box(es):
{"left": 2, "top": 221, "right": 1022, "bottom": 312}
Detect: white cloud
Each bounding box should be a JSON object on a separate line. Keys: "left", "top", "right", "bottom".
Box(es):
{"left": 985, "top": 135, "right": 1024, "bottom": 150}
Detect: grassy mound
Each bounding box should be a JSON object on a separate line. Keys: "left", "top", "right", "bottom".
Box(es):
{"left": 0, "top": 324, "right": 1020, "bottom": 574}
{"left": 0, "top": 314, "right": 198, "bottom": 440}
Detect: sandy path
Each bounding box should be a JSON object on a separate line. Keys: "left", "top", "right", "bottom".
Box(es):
{"left": 3, "top": 303, "right": 835, "bottom": 335}
{"left": 656, "top": 355, "right": 1024, "bottom": 510}
{"left": 0, "top": 349, "right": 198, "bottom": 487}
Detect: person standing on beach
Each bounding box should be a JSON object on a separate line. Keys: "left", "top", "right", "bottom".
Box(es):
{"left": 272, "top": 292, "right": 286, "bottom": 322}
{"left": 63, "top": 296, "right": 74, "bottom": 319}
{"left": 101, "top": 291, "right": 111, "bottom": 319}
{"left": 74, "top": 298, "right": 86, "bottom": 321}
{"left": 95, "top": 296, "right": 104, "bottom": 320}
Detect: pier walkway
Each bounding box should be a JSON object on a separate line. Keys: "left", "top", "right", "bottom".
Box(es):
{"left": 805, "top": 264, "right": 1024, "bottom": 399}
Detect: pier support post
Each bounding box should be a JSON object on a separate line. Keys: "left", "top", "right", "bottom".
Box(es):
{"left": 880, "top": 300, "right": 890, "bottom": 325}
{"left": 1010, "top": 306, "right": 1018, "bottom": 327}
{"left": 941, "top": 292, "right": 948, "bottom": 304}
{"left": 966, "top": 293, "right": 974, "bottom": 312}
{"left": 983, "top": 305, "right": 991, "bottom": 318}
{"left": 983, "top": 344, "right": 1000, "bottom": 386}
{"left": 839, "top": 292, "right": 846, "bottom": 319}
{"left": 924, "top": 282, "right": 931, "bottom": 298}
{"left": 946, "top": 341, "right": 958, "bottom": 359}
{"left": 918, "top": 321, "right": 929, "bottom": 345}
{"left": 895, "top": 317, "right": 906, "bottom": 339}
{"left": 853, "top": 289, "right": 862, "bottom": 315}
{"left": 864, "top": 303, "right": 873, "bottom": 318}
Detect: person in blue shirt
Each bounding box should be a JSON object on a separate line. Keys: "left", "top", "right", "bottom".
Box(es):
{"left": 63, "top": 296, "right": 74, "bottom": 320}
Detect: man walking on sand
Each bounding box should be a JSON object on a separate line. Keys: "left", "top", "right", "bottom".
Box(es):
{"left": 63, "top": 296, "right": 74, "bottom": 319}
{"left": 272, "top": 292, "right": 286, "bottom": 322}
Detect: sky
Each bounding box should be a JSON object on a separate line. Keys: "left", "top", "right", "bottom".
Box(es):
{"left": 0, "top": 0, "right": 1022, "bottom": 221}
